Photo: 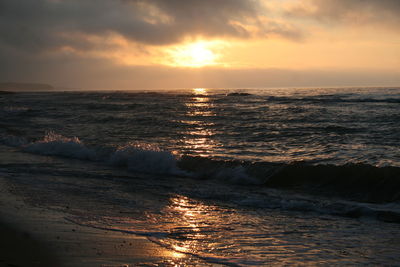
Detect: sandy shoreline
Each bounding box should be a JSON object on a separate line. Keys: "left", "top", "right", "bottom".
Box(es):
{"left": 0, "top": 221, "right": 57, "bottom": 267}
{"left": 0, "top": 145, "right": 223, "bottom": 266}
{"left": 0, "top": 178, "right": 185, "bottom": 267}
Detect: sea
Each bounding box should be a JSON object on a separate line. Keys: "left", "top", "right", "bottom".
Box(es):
{"left": 1, "top": 87, "right": 400, "bottom": 266}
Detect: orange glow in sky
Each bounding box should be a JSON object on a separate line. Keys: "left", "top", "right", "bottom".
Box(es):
{"left": 3, "top": 0, "right": 400, "bottom": 89}
{"left": 166, "top": 41, "right": 222, "bottom": 67}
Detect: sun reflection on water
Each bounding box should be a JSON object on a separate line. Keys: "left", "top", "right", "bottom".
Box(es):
{"left": 164, "top": 195, "right": 215, "bottom": 261}
{"left": 158, "top": 195, "right": 308, "bottom": 266}
{"left": 179, "top": 88, "right": 220, "bottom": 157}
{"left": 193, "top": 88, "right": 207, "bottom": 95}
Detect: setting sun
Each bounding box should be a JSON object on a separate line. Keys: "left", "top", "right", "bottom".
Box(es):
{"left": 168, "top": 41, "right": 218, "bottom": 67}
{"left": 2, "top": 1, "right": 400, "bottom": 266}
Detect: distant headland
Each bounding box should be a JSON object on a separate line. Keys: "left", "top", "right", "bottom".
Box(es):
{"left": 0, "top": 82, "right": 54, "bottom": 92}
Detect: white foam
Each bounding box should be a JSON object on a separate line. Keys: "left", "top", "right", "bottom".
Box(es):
{"left": 24, "top": 132, "right": 96, "bottom": 160}
{"left": 109, "top": 143, "right": 186, "bottom": 176}
{"left": 2, "top": 132, "right": 263, "bottom": 184}
{"left": 7, "top": 132, "right": 188, "bottom": 176}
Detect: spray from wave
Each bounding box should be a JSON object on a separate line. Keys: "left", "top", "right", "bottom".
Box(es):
{"left": 2, "top": 132, "right": 258, "bottom": 183}
{"left": 2, "top": 132, "right": 400, "bottom": 204}
{"left": 24, "top": 131, "right": 97, "bottom": 160}
{"left": 109, "top": 142, "right": 186, "bottom": 176}
{"left": 3, "top": 132, "right": 186, "bottom": 176}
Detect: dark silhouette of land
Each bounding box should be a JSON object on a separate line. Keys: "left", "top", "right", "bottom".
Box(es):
{"left": 0, "top": 82, "right": 54, "bottom": 92}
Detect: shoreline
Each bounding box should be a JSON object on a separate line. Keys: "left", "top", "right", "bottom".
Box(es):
{"left": 0, "top": 145, "right": 223, "bottom": 266}
{"left": 0, "top": 178, "right": 185, "bottom": 267}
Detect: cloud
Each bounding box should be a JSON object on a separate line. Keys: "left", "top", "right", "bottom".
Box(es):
{"left": 290, "top": 0, "right": 400, "bottom": 28}
{"left": 2, "top": 45, "right": 399, "bottom": 89}
{"left": 0, "top": 0, "right": 300, "bottom": 54}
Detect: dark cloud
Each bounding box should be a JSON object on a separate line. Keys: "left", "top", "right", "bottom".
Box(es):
{"left": 0, "top": 0, "right": 300, "bottom": 53}
{"left": 291, "top": 0, "right": 400, "bottom": 27}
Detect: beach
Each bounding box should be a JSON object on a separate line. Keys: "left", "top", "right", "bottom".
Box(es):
{"left": 0, "top": 180, "right": 215, "bottom": 267}
{"left": 1, "top": 89, "right": 400, "bottom": 266}
{"left": 0, "top": 146, "right": 218, "bottom": 267}
{"left": 1, "top": 0, "right": 400, "bottom": 265}
{"left": 0, "top": 177, "right": 170, "bottom": 267}
{"left": 0, "top": 220, "right": 57, "bottom": 267}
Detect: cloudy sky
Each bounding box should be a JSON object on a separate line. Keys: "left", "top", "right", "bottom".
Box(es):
{"left": 0, "top": 0, "right": 399, "bottom": 89}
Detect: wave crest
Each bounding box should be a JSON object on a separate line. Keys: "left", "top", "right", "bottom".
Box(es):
{"left": 109, "top": 143, "right": 185, "bottom": 175}
{"left": 24, "top": 131, "right": 96, "bottom": 160}
{"left": 4, "top": 132, "right": 400, "bottom": 204}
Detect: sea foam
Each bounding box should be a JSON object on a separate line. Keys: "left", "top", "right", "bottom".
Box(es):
{"left": 24, "top": 131, "right": 96, "bottom": 160}
{"left": 109, "top": 143, "right": 185, "bottom": 176}
{"left": 12, "top": 132, "right": 188, "bottom": 176}
{"left": 6, "top": 131, "right": 400, "bottom": 204}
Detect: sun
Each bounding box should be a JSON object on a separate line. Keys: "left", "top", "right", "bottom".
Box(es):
{"left": 168, "top": 41, "right": 218, "bottom": 67}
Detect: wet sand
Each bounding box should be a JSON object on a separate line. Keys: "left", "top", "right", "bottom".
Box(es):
{"left": 0, "top": 221, "right": 57, "bottom": 267}
{"left": 0, "top": 178, "right": 185, "bottom": 267}
{"left": 0, "top": 145, "right": 222, "bottom": 266}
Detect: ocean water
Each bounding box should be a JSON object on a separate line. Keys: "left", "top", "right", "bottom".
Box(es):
{"left": 1, "top": 87, "right": 400, "bottom": 266}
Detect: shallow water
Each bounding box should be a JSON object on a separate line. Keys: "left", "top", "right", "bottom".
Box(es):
{"left": 1, "top": 87, "right": 400, "bottom": 265}
{"left": 2, "top": 146, "right": 400, "bottom": 266}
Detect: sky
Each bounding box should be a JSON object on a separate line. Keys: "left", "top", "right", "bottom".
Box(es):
{"left": 0, "top": 0, "right": 399, "bottom": 89}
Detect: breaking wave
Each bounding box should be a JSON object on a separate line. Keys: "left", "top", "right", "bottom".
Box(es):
{"left": 109, "top": 143, "right": 186, "bottom": 176}
{"left": 24, "top": 132, "right": 97, "bottom": 160}
{"left": 2, "top": 132, "right": 186, "bottom": 176}
{"left": 2, "top": 132, "right": 400, "bottom": 204}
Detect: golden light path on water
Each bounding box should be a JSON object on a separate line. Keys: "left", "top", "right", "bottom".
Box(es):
{"left": 155, "top": 195, "right": 297, "bottom": 266}
{"left": 179, "top": 88, "right": 221, "bottom": 158}
{"left": 159, "top": 195, "right": 227, "bottom": 264}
